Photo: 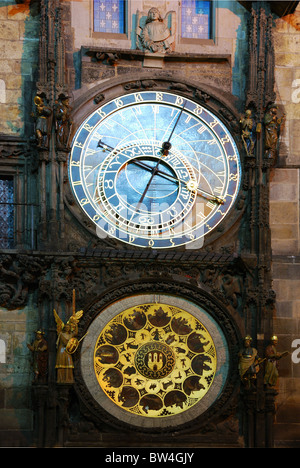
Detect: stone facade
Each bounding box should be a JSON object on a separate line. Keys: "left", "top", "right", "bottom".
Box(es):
{"left": 0, "top": 2, "right": 39, "bottom": 136}
{"left": 0, "top": 0, "right": 300, "bottom": 448}
{"left": 270, "top": 4, "right": 300, "bottom": 446}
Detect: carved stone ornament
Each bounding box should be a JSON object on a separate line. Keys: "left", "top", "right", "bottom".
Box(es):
{"left": 136, "top": 7, "right": 176, "bottom": 53}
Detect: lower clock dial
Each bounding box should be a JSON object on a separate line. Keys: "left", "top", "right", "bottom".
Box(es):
{"left": 80, "top": 294, "right": 230, "bottom": 429}
{"left": 94, "top": 303, "right": 217, "bottom": 418}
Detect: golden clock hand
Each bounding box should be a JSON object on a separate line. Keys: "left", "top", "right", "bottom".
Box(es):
{"left": 195, "top": 188, "right": 225, "bottom": 205}
{"left": 127, "top": 158, "right": 224, "bottom": 205}
{"left": 97, "top": 139, "right": 114, "bottom": 151}
{"left": 146, "top": 169, "right": 225, "bottom": 205}
{"left": 184, "top": 182, "right": 225, "bottom": 205}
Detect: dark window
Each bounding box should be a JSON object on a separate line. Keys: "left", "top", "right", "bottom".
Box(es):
{"left": 0, "top": 176, "right": 14, "bottom": 248}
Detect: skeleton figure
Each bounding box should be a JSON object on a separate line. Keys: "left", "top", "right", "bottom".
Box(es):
{"left": 240, "top": 109, "right": 256, "bottom": 156}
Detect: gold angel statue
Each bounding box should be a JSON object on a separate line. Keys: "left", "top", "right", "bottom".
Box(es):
{"left": 54, "top": 292, "right": 84, "bottom": 383}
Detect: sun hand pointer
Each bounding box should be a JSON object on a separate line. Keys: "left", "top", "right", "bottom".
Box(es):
{"left": 97, "top": 139, "right": 115, "bottom": 152}
{"left": 146, "top": 169, "right": 225, "bottom": 205}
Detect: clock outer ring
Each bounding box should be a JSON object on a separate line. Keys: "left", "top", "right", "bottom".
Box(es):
{"left": 80, "top": 293, "right": 230, "bottom": 430}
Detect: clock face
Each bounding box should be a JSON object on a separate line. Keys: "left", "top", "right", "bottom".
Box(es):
{"left": 93, "top": 303, "right": 217, "bottom": 418}
{"left": 80, "top": 294, "right": 229, "bottom": 430}
{"left": 69, "top": 91, "right": 241, "bottom": 248}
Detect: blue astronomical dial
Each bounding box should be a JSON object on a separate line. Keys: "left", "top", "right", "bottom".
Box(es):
{"left": 69, "top": 91, "right": 241, "bottom": 249}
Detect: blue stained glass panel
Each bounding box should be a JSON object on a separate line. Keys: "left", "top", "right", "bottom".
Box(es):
{"left": 0, "top": 176, "right": 14, "bottom": 248}
{"left": 181, "top": 0, "right": 211, "bottom": 39}
{"left": 94, "top": 0, "right": 126, "bottom": 34}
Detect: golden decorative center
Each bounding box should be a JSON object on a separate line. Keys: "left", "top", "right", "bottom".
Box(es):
{"left": 93, "top": 303, "right": 217, "bottom": 418}
{"left": 135, "top": 341, "right": 176, "bottom": 379}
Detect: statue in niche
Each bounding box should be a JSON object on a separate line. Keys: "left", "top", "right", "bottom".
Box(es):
{"left": 54, "top": 94, "right": 73, "bottom": 151}
{"left": 264, "top": 104, "right": 285, "bottom": 161}
{"left": 240, "top": 109, "right": 256, "bottom": 156}
{"left": 136, "top": 7, "right": 176, "bottom": 53}
{"left": 54, "top": 306, "right": 83, "bottom": 384}
{"left": 27, "top": 330, "right": 48, "bottom": 383}
{"left": 238, "top": 335, "right": 261, "bottom": 388}
{"left": 33, "top": 95, "right": 52, "bottom": 149}
{"left": 264, "top": 335, "right": 289, "bottom": 387}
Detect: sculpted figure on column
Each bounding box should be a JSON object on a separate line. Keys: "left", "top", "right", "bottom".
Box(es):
{"left": 238, "top": 335, "right": 261, "bottom": 388}
{"left": 264, "top": 335, "right": 289, "bottom": 387}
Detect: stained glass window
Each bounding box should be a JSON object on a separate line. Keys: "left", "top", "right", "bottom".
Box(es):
{"left": 181, "top": 0, "right": 212, "bottom": 40}
{"left": 0, "top": 176, "right": 14, "bottom": 248}
{"left": 94, "top": 0, "right": 126, "bottom": 34}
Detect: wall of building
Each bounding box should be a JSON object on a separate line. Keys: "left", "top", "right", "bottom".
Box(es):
{"left": 0, "top": 0, "right": 40, "bottom": 446}
{"left": 0, "top": 1, "right": 39, "bottom": 136}
{"left": 0, "top": 304, "right": 38, "bottom": 445}
{"left": 71, "top": 0, "right": 249, "bottom": 106}
{"left": 1, "top": 0, "right": 300, "bottom": 447}
{"left": 271, "top": 4, "right": 300, "bottom": 446}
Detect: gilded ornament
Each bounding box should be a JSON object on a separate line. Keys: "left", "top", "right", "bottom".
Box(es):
{"left": 240, "top": 109, "right": 256, "bottom": 156}
{"left": 54, "top": 289, "right": 84, "bottom": 383}
{"left": 33, "top": 94, "right": 52, "bottom": 149}
{"left": 238, "top": 335, "right": 261, "bottom": 388}
{"left": 93, "top": 303, "right": 217, "bottom": 418}
{"left": 264, "top": 336, "right": 289, "bottom": 387}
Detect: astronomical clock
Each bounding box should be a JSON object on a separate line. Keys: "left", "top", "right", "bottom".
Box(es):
{"left": 67, "top": 84, "right": 243, "bottom": 437}
{"left": 69, "top": 91, "right": 241, "bottom": 249}
{"left": 9, "top": 0, "right": 284, "bottom": 448}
